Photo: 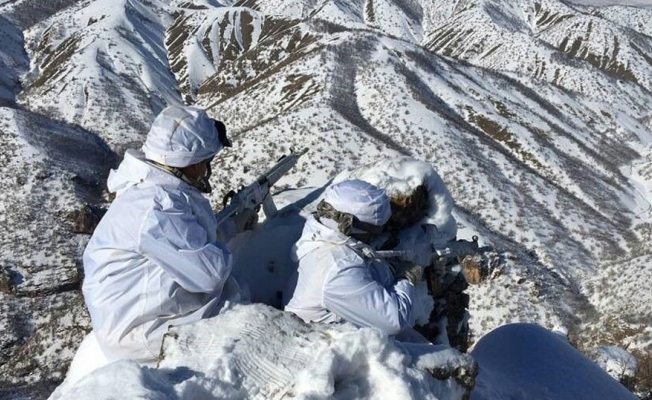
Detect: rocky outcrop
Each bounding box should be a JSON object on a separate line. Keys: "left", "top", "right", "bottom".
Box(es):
{"left": 70, "top": 204, "right": 106, "bottom": 235}
{"left": 461, "top": 252, "right": 503, "bottom": 285}
{"left": 0, "top": 269, "right": 12, "bottom": 294}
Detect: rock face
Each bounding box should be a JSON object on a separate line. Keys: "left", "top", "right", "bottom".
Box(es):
{"left": 461, "top": 252, "right": 503, "bottom": 285}
{"left": 0, "top": 292, "right": 90, "bottom": 398}
{"left": 417, "top": 249, "right": 504, "bottom": 352}
{"left": 71, "top": 205, "right": 107, "bottom": 235}
{"left": 387, "top": 184, "right": 429, "bottom": 232}
{"left": 0, "top": 108, "right": 116, "bottom": 398}
{"left": 417, "top": 261, "right": 471, "bottom": 351}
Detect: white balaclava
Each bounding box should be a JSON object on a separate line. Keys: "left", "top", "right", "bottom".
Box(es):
{"left": 142, "top": 106, "right": 223, "bottom": 168}
{"left": 323, "top": 179, "right": 391, "bottom": 228}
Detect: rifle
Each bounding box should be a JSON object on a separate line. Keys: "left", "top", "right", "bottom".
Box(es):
{"left": 215, "top": 148, "right": 308, "bottom": 227}
{"left": 432, "top": 236, "right": 481, "bottom": 262}
{"left": 362, "top": 236, "right": 482, "bottom": 266}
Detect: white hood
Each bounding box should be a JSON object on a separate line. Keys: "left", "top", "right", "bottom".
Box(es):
{"left": 107, "top": 149, "right": 192, "bottom": 196}
{"left": 323, "top": 179, "right": 391, "bottom": 226}
{"left": 293, "top": 216, "right": 359, "bottom": 261}
{"left": 286, "top": 218, "right": 418, "bottom": 336}
{"left": 142, "top": 105, "right": 223, "bottom": 168}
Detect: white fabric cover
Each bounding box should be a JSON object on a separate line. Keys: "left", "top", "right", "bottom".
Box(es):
{"left": 285, "top": 216, "right": 417, "bottom": 336}
{"left": 82, "top": 149, "right": 240, "bottom": 363}
{"left": 323, "top": 179, "right": 391, "bottom": 226}
{"left": 142, "top": 105, "right": 222, "bottom": 168}
{"left": 335, "top": 157, "right": 457, "bottom": 247}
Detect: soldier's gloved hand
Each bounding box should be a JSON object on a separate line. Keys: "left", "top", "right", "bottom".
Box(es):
{"left": 233, "top": 208, "right": 259, "bottom": 233}
{"left": 392, "top": 261, "right": 424, "bottom": 286}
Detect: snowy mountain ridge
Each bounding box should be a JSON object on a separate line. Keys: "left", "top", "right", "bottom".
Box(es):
{"left": 0, "top": 0, "right": 651, "bottom": 398}
{"left": 17, "top": 0, "right": 181, "bottom": 150}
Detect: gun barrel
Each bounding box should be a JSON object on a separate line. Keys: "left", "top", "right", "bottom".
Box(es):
{"left": 215, "top": 148, "right": 308, "bottom": 227}
{"left": 258, "top": 148, "right": 308, "bottom": 187}
{"left": 368, "top": 238, "right": 481, "bottom": 263}
{"left": 434, "top": 240, "right": 479, "bottom": 259}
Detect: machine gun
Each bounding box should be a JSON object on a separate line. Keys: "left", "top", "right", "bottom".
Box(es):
{"left": 431, "top": 236, "right": 481, "bottom": 264}
{"left": 362, "top": 236, "right": 482, "bottom": 267}
{"left": 215, "top": 148, "right": 308, "bottom": 227}
{"left": 363, "top": 235, "right": 484, "bottom": 349}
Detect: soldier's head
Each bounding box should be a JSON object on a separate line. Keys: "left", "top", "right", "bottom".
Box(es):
{"left": 317, "top": 179, "right": 391, "bottom": 243}
{"left": 142, "top": 105, "right": 231, "bottom": 193}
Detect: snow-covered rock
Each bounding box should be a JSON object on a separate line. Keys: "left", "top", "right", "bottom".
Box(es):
{"left": 471, "top": 323, "right": 638, "bottom": 400}
{"left": 51, "top": 303, "right": 477, "bottom": 400}
{"left": 0, "top": 106, "right": 116, "bottom": 392}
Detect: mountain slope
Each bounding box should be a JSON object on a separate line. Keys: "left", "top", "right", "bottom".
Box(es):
{"left": 168, "top": 0, "right": 652, "bottom": 345}
{"left": 0, "top": 107, "right": 117, "bottom": 393}
{"left": 1, "top": 0, "right": 652, "bottom": 397}
{"left": 0, "top": 14, "right": 28, "bottom": 106}
{"left": 17, "top": 0, "right": 182, "bottom": 150}
{"left": 421, "top": 0, "right": 652, "bottom": 110}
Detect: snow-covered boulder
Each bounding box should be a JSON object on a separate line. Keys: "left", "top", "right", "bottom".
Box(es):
{"left": 52, "top": 303, "right": 477, "bottom": 400}
{"left": 470, "top": 323, "right": 638, "bottom": 400}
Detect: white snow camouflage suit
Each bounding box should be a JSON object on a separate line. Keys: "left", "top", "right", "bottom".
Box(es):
{"left": 285, "top": 216, "right": 418, "bottom": 335}
{"left": 82, "top": 149, "right": 240, "bottom": 363}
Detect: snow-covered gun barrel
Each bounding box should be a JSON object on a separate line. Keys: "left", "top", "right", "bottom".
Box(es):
{"left": 215, "top": 148, "right": 309, "bottom": 227}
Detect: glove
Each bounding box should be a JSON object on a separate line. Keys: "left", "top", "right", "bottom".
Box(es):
{"left": 391, "top": 261, "right": 424, "bottom": 286}
{"left": 232, "top": 208, "right": 259, "bottom": 233}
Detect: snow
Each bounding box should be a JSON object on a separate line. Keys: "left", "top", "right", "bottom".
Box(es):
{"left": 229, "top": 190, "right": 313, "bottom": 308}
{"left": 52, "top": 312, "right": 643, "bottom": 400}
{"left": 2, "top": 0, "right": 652, "bottom": 396}
{"left": 566, "top": 0, "right": 652, "bottom": 6}
{"left": 471, "top": 323, "right": 638, "bottom": 400}
{"left": 593, "top": 346, "right": 638, "bottom": 382}
{"left": 51, "top": 304, "right": 475, "bottom": 400}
